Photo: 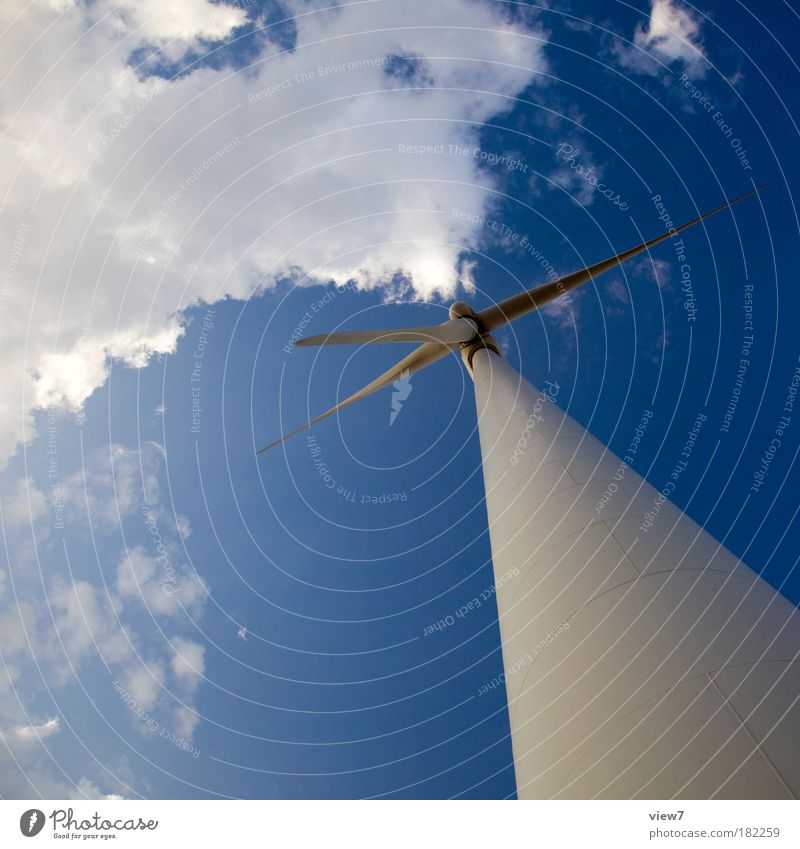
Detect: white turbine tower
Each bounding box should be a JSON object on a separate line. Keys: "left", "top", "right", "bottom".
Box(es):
{"left": 260, "top": 185, "right": 800, "bottom": 799}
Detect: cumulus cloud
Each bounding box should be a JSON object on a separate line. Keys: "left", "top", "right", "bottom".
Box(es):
{"left": 1, "top": 717, "right": 61, "bottom": 745}
{"left": 98, "top": 0, "right": 249, "bottom": 46}
{"left": 632, "top": 256, "right": 672, "bottom": 289}
{"left": 0, "top": 440, "right": 209, "bottom": 797}
{"left": 122, "top": 660, "right": 165, "bottom": 713}
{"left": 0, "top": 0, "right": 548, "bottom": 469}
{"left": 0, "top": 715, "right": 127, "bottom": 799}
{"left": 1, "top": 477, "right": 49, "bottom": 530}
{"left": 170, "top": 637, "right": 206, "bottom": 696}
{"left": 547, "top": 141, "right": 606, "bottom": 207}
{"left": 0, "top": 0, "right": 552, "bottom": 798}
{"left": 173, "top": 706, "right": 201, "bottom": 741}
{"left": 57, "top": 443, "right": 162, "bottom": 533}
{"left": 605, "top": 277, "right": 630, "bottom": 306}
{"left": 116, "top": 546, "right": 207, "bottom": 618}
{"left": 615, "top": 0, "right": 708, "bottom": 76}
{"left": 602, "top": 256, "right": 672, "bottom": 314}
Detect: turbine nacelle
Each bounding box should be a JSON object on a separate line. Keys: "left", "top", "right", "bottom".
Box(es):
{"left": 259, "top": 184, "right": 768, "bottom": 453}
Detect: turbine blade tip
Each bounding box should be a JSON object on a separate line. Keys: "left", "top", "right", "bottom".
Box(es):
{"left": 257, "top": 437, "right": 283, "bottom": 454}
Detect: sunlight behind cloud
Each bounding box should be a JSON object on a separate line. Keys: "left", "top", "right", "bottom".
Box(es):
{"left": 0, "top": 0, "right": 547, "bottom": 469}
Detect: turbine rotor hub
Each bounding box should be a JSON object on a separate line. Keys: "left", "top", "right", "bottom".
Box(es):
{"left": 448, "top": 300, "right": 476, "bottom": 321}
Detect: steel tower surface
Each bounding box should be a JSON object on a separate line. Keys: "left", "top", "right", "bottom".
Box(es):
{"left": 469, "top": 346, "right": 800, "bottom": 798}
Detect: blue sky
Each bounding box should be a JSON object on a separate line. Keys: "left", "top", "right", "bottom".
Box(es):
{"left": 1, "top": 0, "right": 799, "bottom": 799}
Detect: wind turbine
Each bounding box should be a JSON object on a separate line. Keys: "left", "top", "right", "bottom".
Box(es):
{"left": 260, "top": 185, "right": 800, "bottom": 799}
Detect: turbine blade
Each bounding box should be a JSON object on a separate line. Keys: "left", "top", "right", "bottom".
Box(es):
{"left": 295, "top": 319, "right": 477, "bottom": 347}
{"left": 477, "top": 183, "right": 769, "bottom": 332}
{"left": 257, "top": 341, "right": 453, "bottom": 454}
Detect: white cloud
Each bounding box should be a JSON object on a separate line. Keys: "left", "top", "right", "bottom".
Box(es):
{"left": 170, "top": 637, "right": 206, "bottom": 696}
{"left": 603, "top": 258, "right": 671, "bottom": 312}
{"left": 58, "top": 443, "right": 161, "bottom": 533}
{"left": 615, "top": 0, "right": 708, "bottom": 76}
{"left": 116, "top": 546, "right": 207, "bottom": 618}
{"left": 0, "top": 0, "right": 547, "bottom": 469}
{"left": 176, "top": 514, "right": 192, "bottom": 539}
{"left": 49, "top": 579, "right": 132, "bottom": 670}
{"left": 0, "top": 477, "right": 49, "bottom": 529}
{"left": 540, "top": 295, "right": 579, "bottom": 331}
{"left": 0, "top": 601, "right": 36, "bottom": 658}
{"left": 98, "top": 0, "right": 249, "bottom": 46}
{"left": 548, "top": 142, "right": 606, "bottom": 207}
{"left": 0, "top": 439, "right": 211, "bottom": 796}
{"left": 0, "top": 0, "right": 551, "bottom": 797}
{"left": 632, "top": 256, "right": 672, "bottom": 289}
{"left": 0, "top": 715, "right": 128, "bottom": 799}
{"left": 123, "top": 661, "right": 165, "bottom": 712}
{"left": 2, "top": 717, "right": 60, "bottom": 745}
{"left": 173, "top": 706, "right": 201, "bottom": 741}
{"left": 606, "top": 277, "right": 630, "bottom": 304}
{"left": 74, "top": 778, "right": 126, "bottom": 801}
